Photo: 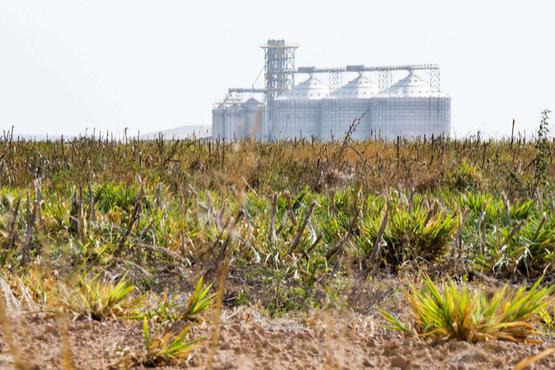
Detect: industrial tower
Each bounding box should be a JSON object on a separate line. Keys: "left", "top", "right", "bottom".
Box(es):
{"left": 261, "top": 40, "right": 298, "bottom": 103}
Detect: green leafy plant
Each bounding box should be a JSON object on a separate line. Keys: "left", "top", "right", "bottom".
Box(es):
{"left": 142, "top": 318, "right": 201, "bottom": 367}
{"left": 538, "top": 300, "right": 555, "bottom": 333}
{"left": 94, "top": 183, "right": 144, "bottom": 213}
{"left": 379, "top": 274, "right": 553, "bottom": 342}
{"left": 59, "top": 274, "right": 144, "bottom": 320}
{"left": 459, "top": 192, "right": 533, "bottom": 225}
{"left": 146, "top": 277, "right": 215, "bottom": 323}
{"left": 184, "top": 276, "right": 215, "bottom": 320}
{"left": 450, "top": 160, "right": 483, "bottom": 191}
{"left": 476, "top": 216, "right": 555, "bottom": 278}
{"left": 360, "top": 201, "right": 458, "bottom": 266}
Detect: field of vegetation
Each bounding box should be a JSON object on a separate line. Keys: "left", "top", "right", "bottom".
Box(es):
{"left": 1, "top": 113, "right": 555, "bottom": 369}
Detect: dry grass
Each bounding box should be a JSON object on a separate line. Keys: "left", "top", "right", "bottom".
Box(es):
{"left": 1, "top": 129, "right": 555, "bottom": 367}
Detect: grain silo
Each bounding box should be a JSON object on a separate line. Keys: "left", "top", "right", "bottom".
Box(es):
{"left": 242, "top": 98, "right": 265, "bottom": 140}
{"left": 223, "top": 104, "right": 244, "bottom": 141}
{"left": 211, "top": 107, "right": 225, "bottom": 140}
{"left": 320, "top": 73, "right": 378, "bottom": 141}
{"left": 270, "top": 75, "right": 329, "bottom": 140}
{"left": 370, "top": 72, "right": 450, "bottom": 140}
{"left": 214, "top": 98, "right": 265, "bottom": 141}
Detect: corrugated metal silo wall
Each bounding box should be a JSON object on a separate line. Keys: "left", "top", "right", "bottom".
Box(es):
{"left": 321, "top": 99, "right": 372, "bottom": 141}
{"left": 254, "top": 106, "right": 267, "bottom": 141}
{"left": 222, "top": 109, "right": 231, "bottom": 141}
{"left": 235, "top": 107, "right": 249, "bottom": 140}
{"left": 369, "top": 96, "right": 451, "bottom": 141}
{"left": 211, "top": 108, "right": 225, "bottom": 141}
{"left": 270, "top": 100, "right": 321, "bottom": 140}
{"left": 243, "top": 105, "right": 265, "bottom": 141}
{"left": 224, "top": 107, "right": 241, "bottom": 141}
{"left": 259, "top": 105, "right": 273, "bottom": 141}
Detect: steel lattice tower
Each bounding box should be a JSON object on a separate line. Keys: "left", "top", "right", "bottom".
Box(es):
{"left": 261, "top": 40, "right": 298, "bottom": 103}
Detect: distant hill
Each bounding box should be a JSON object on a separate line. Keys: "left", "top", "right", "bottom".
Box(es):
{"left": 8, "top": 134, "right": 66, "bottom": 141}
{"left": 7, "top": 125, "right": 212, "bottom": 142}
{"left": 140, "top": 125, "right": 211, "bottom": 140}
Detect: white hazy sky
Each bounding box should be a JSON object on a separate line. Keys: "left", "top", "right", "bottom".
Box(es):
{"left": 0, "top": 0, "right": 554, "bottom": 137}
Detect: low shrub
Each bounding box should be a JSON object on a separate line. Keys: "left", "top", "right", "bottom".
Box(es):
{"left": 360, "top": 201, "right": 458, "bottom": 266}
{"left": 146, "top": 277, "right": 215, "bottom": 323}
{"left": 476, "top": 216, "right": 555, "bottom": 278}
{"left": 379, "top": 275, "right": 553, "bottom": 342}
{"left": 450, "top": 160, "right": 483, "bottom": 191}
{"left": 141, "top": 318, "right": 201, "bottom": 367}
{"left": 57, "top": 274, "right": 144, "bottom": 320}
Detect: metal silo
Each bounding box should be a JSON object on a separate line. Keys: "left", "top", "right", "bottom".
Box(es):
{"left": 270, "top": 75, "right": 329, "bottom": 140}
{"left": 211, "top": 107, "right": 225, "bottom": 140}
{"left": 213, "top": 99, "right": 265, "bottom": 141}
{"left": 370, "top": 72, "right": 450, "bottom": 140}
{"left": 320, "top": 73, "right": 378, "bottom": 141}
{"left": 223, "top": 104, "right": 244, "bottom": 141}
{"left": 242, "top": 98, "right": 265, "bottom": 140}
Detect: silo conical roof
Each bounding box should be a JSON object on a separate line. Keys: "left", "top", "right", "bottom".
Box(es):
{"left": 378, "top": 72, "right": 444, "bottom": 97}
{"left": 329, "top": 74, "right": 379, "bottom": 99}
{"left": 243, "top": 97, "right": 262, "bottom": 108}
{"left": 276, "top": 75, "right": 329, "bottom": 100}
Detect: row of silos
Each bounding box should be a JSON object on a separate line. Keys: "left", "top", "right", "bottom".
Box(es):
{"left": 212, "top": 98, "right": 265, "bottom": 141}
{"left": 212, "top": 72, "right": 450, "bottom": 141}
{"left": 266, "top": 72, "right": 450, "bottom": 141}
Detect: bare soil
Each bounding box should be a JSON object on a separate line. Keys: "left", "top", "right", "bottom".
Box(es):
{"left": 1, "top": 308, "right": 554, "bottom": 370}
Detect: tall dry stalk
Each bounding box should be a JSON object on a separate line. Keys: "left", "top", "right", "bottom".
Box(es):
{"left": 205, "top": 208, "right": 243, "bottom": 370}
{"left": 56, "top": 313, "right": 74, "bottom": 370}
{"left": 0, "top": 296, "right": 25, "bottom": 370}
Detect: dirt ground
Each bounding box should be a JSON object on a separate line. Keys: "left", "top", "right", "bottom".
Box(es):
{"left": 1, "top": 308, "right": 554, "bottom": 370}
